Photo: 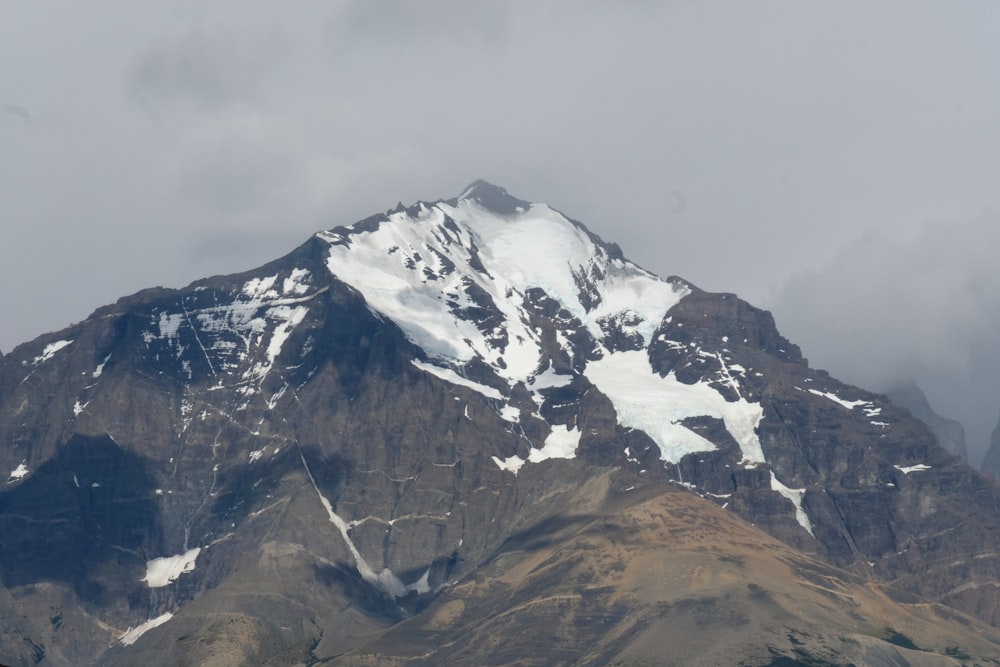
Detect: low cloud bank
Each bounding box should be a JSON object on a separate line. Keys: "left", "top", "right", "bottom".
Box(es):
{"left": 765, "top": 212, "right": 1000, "bottom": 465}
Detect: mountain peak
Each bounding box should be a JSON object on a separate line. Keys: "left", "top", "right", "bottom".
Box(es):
{"left": 456, "top": 179, "right": 531, "bottom": 215}
{"left": 8, "top": 183, "right": 1000, "bottom": 665}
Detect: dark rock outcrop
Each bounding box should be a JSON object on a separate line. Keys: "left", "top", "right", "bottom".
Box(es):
{"left": 981, "top": 407, "right": 1000, "bottom": 480}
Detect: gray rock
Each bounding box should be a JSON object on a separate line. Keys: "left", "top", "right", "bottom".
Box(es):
{"left": 886, "top": 378, "right": 968, "bottom": 462}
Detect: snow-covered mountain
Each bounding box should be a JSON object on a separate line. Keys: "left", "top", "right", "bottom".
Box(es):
{"left": 3, "top": 181, "right": 1000, "bottom": 666}
{"left": 321, "top": 181, "right": 764, "bottom": 474}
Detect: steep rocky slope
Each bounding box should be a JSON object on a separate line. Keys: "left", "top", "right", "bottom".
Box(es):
{"left": 2, "top": 181, "right": 1000, "bottom": 666}
{"left": 981, "top": 409, "right": 1000, "bottom": 480}
{"left": 886, "top": 380, "right": 967, "bottom": 462}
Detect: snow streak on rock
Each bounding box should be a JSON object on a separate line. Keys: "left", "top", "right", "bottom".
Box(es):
{"left": 805, "top": 388, "right": 870, "bottom": 410}
{"left": 29, "top": 339, "right": 73, "bottom": 365}
{"left": 895, "top": 464, "right": 932, "bottom": 474}
{"left": 299, "top": 452, "right": 427, "bottom": 598}
{"left": 140, "top": 269, "right": 315, "bottom": 409}
{"left": 770, "top": 471, "right": 814, "bottom": 536}
{"left": 410, "top": 360, "right": 503, "bottom": 400}
{"left": 118, "top": 612, "right": 174, "bottom": 646}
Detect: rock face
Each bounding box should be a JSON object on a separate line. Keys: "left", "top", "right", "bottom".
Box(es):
{"left": 3, "top": 182, "right": 1000, "bottom": 666}
{"left": 981, "top": 408, "right": 1000, "bottom": 479}
{"left": 886, "top": 379, "right": 968, "bottom": 462}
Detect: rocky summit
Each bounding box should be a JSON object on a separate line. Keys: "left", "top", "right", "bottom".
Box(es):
{"left": 3, "top": 182, "right": 1000, "bottom": 666}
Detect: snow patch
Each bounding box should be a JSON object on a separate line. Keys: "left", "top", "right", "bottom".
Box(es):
{"left": 31, "top": 339, "right": 73, "bottom": 365}
{"left": 411, "top": 360, "right": 503, "bottom": 400}
{"left": 528, "top": 364, "right": 574, "bottom": 389}
{"left": 7, "top": 463, "right": 29, "bottom": 482}
{"left": 806, "top": 388, "right": 869, "bottom": 410}
{"left": 282, "top": 268, "right": 311, "bottom": 295}
{"left": 266, "top": 383, "right": 288, "bottom": 410}
{"left": 408, "top": 567, "right": 432, "bottom": 595}
{"left": 585, "top": 351, "right": 765, "bottom": 465}
{"left": 770, "top": 471, "right": 814, "bottom": 536}
{"left": 243, "top": 305, "right": 310, "bottom": 385}
{"left": 492, "top": 425, "right": 580, "bottom": 474}
{"left": 93, "top": 354, "right": 111, "bottom": 378}
{"left": 895, "top": 464, "right": 932, "bottom": 474}
{"left": 499, "top": 405, "right": 520, "bottom": 422}
{"left": 528, "top": 425, "right": 580, "bottom": 462}
{"left": 157, "top": 312, "right": 184, "bottom": 342}
{"left": 491, "top": 454, "right": 526, "bottom": 474}
{"left": 143, "top": 548, "right": 201, "bottom": 587}
{"left": 119, "top": 612, "right": 173, "bottom": 646}
{"left": 242, "top": 275, "right": 279, "bottom": 300}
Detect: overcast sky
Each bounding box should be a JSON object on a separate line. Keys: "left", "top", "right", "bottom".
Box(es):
{"left": 3, "top": 1, "right": 999, "bottom": 461}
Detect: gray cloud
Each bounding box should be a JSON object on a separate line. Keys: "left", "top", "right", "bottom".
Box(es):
{"left": 3, "top": 104, "right": 31, "bottom": 124}
{"left": 126, "top": 25, "right": 289, "bottom": 113}
{"left": 326, "top": 0, "right": 510, "bottom": 48}
{"left": 765, "top": 212, "right": 1000, "bottom": 463}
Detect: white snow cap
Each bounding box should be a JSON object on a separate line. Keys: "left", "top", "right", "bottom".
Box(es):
{"left": 323, "top": 182, "right": 689, "bottom": 384}
{"left": 321, "top": 182, "right": 767, "bottom": 474}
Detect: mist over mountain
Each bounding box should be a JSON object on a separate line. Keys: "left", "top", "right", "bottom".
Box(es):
{"left": 884, "top": 379, "right": 967, "bottom": 463}
{"left": 764, "top": 212, "right": 1000, "bottom": 467}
